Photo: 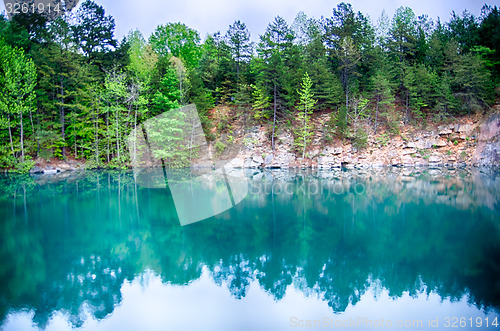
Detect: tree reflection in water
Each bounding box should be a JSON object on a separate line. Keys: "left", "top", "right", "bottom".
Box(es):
{"left": 0, "top": 167, "right": 498, "bottom": 328}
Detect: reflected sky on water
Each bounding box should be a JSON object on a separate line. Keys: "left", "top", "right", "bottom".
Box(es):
{"left": 0, "top": 168, "right": 499, "bottom": 330}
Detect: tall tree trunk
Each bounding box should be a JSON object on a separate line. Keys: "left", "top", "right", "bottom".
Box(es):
{"left": 405, "top": 91, "right": 409, "bottom": 125}
{"left": 28, "top": 109, "right": 35, "bottom": 144}
{"left": 73, "top": 116, "right": 77, "bottom": 158}
{"left": 95, "top": 104, "right": 99, "bottom": 164}
{"left": 106, "top": 110, "right": 110, "bottom": 163}
{"left": 8, "top": 115, "right": 14, "bottom": 156}
{"left": 236, "top": 46, "right": 240, "bottom": 81}
{"left": 236, "top": 60, "right": 240, "bottom": 81}
{"left": 345, "top": 79, "right": 349, "bottom": 124}
{"left": 133, "top": 105, "right": 138, "bottom": 164}
{"left": 20, "top": 112, "right": 24, "bottom": 162}
{"left": 179, "top": 71, "right": 184, "bottom": 105}
{"left": 353, "top": 101, "right": 358, "bottom": 136}
{"left": 302, "top": 106, "right": 307, "bottom": 159}
{"left": 36, "top": 110, "right": 40, "bottom": 155}
{"left": 272, "top": 81, "right": 277, "bottom": 152}
{"left": 60, "top": 75, "right": 66, "bottom": 156}
{"left": 116, "top": 109, "right": 120, "bottom": 161}
{"left": 215, "top": 44, "right": 220, "bottom": 105}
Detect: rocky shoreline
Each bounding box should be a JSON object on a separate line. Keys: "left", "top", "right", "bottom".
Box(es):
{"left": 15, "top": 108, "right": 499, "bottom": 175}
{"left": 29, "top": 159, "right": 84, "bottom": 175}
{"left": 220, "top": 110, "right": 500, "bottom": 170}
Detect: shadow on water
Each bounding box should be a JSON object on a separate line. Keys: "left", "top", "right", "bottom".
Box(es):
{"left": 0, "top": 167, "right": 499, "bottom": 328}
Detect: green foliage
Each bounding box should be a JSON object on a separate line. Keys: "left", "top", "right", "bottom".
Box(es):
{"left": 477, "top": 6, "right": 500, "bottom": 78}
{"left": 353, "top": 127, "right": 368, "bottom": 150}
{"left": 72, "top": 0, "right": 117, "bottom": 57}
{"left": 144, "top": 111, "right": 194, "bottom": 168}
{"left": 388, "top": 6, "right": 417, "bottom": 63}
{"left": 0, "top": 2, "right": 499, "bottom": 169}
{"left": 375, "top": 133, "right": 390, "bottom": 146}
{"left": 251, "top": 84, "right": 271, "bottom": 120}
{"left": 149, "top": 23, "right": 201, "bottom": 68}
{"left": 334, "top": 107, "right": 349, "bottom": 139}
{"left": 127, "top": 30, "right": 158, "bottom": 85}
{"left": 386, "top": 108, "right": 401, "bottom": 136}
{"left": 294, "top": 73, "right": 317, "bottom": 157}
{"left": 215, "top": 108, "right": 230, "bottom": 132}
{"left": 242, "top": 137, "right": 258, "bottom": 148}
{"left": 214, "top": 140, "right": 227, "bottom": 157}
{"left": 0, "top": 38, "right": 37, "bottom": 164}
{"left": 15, "top": 158, "right": 35, "bottom": 174}
{"left": 152, "top": 66, "right": 181, "bottom": 113}
{"left": 226, "top": 20, "right": 252, "bottom": 80}
{"left": 404, "top": 64, "right": 437, "bottom": 121}
{"left": 369, "top": 66, "right": 395, "bottom": 133}
{"left": 188, "top": 68, "right": 214, "bottom": 134}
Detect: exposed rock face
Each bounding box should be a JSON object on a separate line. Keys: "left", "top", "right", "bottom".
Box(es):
{"left": 193, "top": 107, "right": 497, "bottom": 169}
{"left": 409, "top": 137, "right": 448, "bottom": 149}
{"left": 225, "top": 157, "right": 244, "bottom": 169}
{"left": 244, "top": 156, "right": 261, "bottom": 168}
{"left": 428, "top": 155, "right": 442, "bottom": 163}
{"left": 317, "top": 156, "right": 341, "bottom": 169}
{"left": 252, "top": 154, "right": 264, "bottom": 165}
{"left": 269, "top": 152, "right": 295, "bottom": 168}
{"left": 472, "top": 113, "right": 500, "bottom": 166}
{"left": 30, "top": 159, "right": 83, "bottom": 175}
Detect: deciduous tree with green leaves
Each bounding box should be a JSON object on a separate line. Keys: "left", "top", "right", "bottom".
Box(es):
{"left": 0, "top": 39, "right": 37, "bottom": 165}
{"left": 149, "top": 23, "right": 201, "bottom": 69}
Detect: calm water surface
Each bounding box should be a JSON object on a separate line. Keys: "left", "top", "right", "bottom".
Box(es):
{"left": 0, "top": 168, "right": 499, "bottom": 330}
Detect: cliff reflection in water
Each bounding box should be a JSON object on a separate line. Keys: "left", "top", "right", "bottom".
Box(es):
{"left": 0, "top": 167, "right": 498, "bottom": 328}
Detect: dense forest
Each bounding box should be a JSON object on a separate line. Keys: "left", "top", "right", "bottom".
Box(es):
{"left": 0, "top": 1, "right": 499, "bottom": 171}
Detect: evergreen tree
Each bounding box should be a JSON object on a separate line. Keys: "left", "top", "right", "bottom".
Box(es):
{"left": 389, "top": 6, "right": 418, "bottom": 64}
{"left": 477, "top": 5, "right": 500, "bottom": 78}
{"left": 257, "top": 16, "right": 295, "bottom": 151}
{"left": 152, "top": 65, "right": 181, "bottom": 115}
{"left": 72, "top": 0, "right": 117, "bottom": 58}
{"left": 336, "top": 36, "right": 361, "bottom": 124}
{"left": 226, "top": 20, "right": 252, "bottom": 81}
{"left": 447, "top": 10, "right": 479, "bottom": 53}
{"left": 369, "top": 69, "right": 395, "bottom": 134}
{"left": 295, "top": 73, "right": 317, "bottom": 158}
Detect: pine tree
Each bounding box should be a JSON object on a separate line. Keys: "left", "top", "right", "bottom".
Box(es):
{"left": 370, "top": 70, "right": 395, "bottom": 134}
{"left": 295, "top": 73, "right": 317, "bottom": 158}
{"left": 257, "top": 16, "right": 295, "bottom": 151}
{"left": 336, "top": 36, "right": 361, "bottom": 123}
{"left": 72, "top": 0, "right": 117, "bottom": 58}
{"left": 226, "top": 20, "right": 252, "bottom": 81}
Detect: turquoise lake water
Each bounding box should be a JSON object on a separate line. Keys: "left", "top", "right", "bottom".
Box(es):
{"left": 0, "top": 168, "right": 499, "bottom": 330}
